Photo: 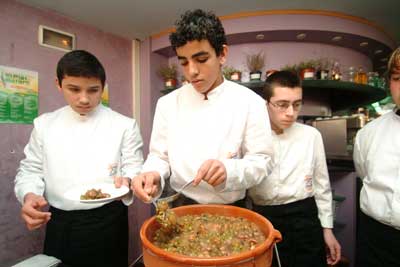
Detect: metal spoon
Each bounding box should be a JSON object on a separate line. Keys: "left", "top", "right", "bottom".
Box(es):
{"left": 156, "top": 179, "right": 195, "bottom": 204}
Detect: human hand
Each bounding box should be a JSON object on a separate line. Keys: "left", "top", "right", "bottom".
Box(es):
{"left": 113, "top": 176, "right": 130, "bottom": 188}
{"left": 323, "top": 228, "right": 341, "bottom": 265}
{"left": 193, "top": 159, "right": 227, "bottom": 187}
{"left": 21, "top": 193, "right": 51, "bottom": 230}
{"left": 131, "top": 171, "right": 161, "bottom": 202}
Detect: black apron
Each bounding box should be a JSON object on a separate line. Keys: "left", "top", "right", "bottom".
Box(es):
{"left": 356, "top": 211, "right": 400, "bottom": 267}
{"left": 253, "top": 197, "right": 327, "bottom": 267}
{"left": 44, "top": 201, "right": 128, "bottom": 267}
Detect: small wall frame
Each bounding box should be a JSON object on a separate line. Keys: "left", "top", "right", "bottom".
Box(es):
{"left": 38, "top": 25, "right": 75, "bottom": 52}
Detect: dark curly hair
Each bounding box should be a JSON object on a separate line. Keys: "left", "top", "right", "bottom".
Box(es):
{"left": 169, "top": 9, "right": 227, "bottom": 56}
{"left": 57, "top": 50, "right": 106, "bottom": 88}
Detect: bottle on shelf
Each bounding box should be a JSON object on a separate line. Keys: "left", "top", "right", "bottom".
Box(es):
{"left": 378, "top": 76, "right": 386, "bottom": 89}
{"left": 354, "top": 67, "right": 367, "bottom": 84}
{"left": 347, "top": 66, "right": 355, "bottom": 82}
{"left": 367, "top": 72, "right": 381, "bottom": 87}
{"left": 331, "top": 62, "right": 342, "bottom": 81}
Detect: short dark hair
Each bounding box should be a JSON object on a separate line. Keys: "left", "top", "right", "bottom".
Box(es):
{"left": 169, "top": 9, "right": 227, "bottom": 56}
{"left": 56, "top": 50, "right": 106, "bottom": 88}
{"left": 264, "top": 71, "right": 302, "bottom": 101}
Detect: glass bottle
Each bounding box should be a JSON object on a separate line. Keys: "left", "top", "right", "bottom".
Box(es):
{"left": 331, "top": 62, "right": 342, "bottom": 81}
{"left": 373, "top": 72, "right": 380, "bottom": 87}
{"left": 347, "top": 66, "right": 355, "bottom": 82}
{"left": 367, "top": 72, "right": 375, "bottom": 86}
{"left": 355, "top": 67, "right": 367, "bottom": 84}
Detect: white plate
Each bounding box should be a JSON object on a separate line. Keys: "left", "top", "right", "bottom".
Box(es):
{"left": 64, "top": 182, "right": 130, "bottom": 203}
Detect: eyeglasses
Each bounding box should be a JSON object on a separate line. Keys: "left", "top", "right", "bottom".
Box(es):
{"left": 268, "top": 101, "right": 303, "bottom": 112}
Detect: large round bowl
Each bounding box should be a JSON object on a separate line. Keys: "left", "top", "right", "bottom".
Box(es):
{"left": 140, "top": 204, "right": 282, "bottom": 267}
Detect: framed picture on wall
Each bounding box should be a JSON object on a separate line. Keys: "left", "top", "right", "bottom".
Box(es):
{"left": 38, "top": 25, "right": 75, "bottom": 52}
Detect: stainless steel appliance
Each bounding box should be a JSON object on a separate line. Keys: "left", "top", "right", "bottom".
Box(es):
{"left": 311, "top": 115, "right": 365, "bottom": 159}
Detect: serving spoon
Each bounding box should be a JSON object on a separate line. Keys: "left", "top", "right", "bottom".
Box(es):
{"left": 154, "top": 179, "right": 195, "bottom": 205}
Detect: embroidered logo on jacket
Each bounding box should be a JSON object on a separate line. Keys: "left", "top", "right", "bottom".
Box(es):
{"left": 304, "top": 175, "right": 313, "bottom": 192}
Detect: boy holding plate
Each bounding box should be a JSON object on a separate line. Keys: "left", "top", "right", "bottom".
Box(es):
{"left": 14, "top": 50, "right": 143, "bottom": 267}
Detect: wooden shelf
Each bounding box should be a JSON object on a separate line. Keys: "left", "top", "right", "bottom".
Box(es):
{"left": 239, "top": 79, "right": 387, "bottom": 112}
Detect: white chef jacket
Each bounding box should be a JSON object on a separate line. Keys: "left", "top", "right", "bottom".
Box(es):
{"left": 249, "top": 122, "right": 333, "bottom": 228}
{"left": 354, "top": 110, "right": 400, "bottom": 229}
{"left": 14, "top": 104, "right": 144, "bottom": 210}
{"left": 142, "top": 79, "right": 273, "bottom": 204}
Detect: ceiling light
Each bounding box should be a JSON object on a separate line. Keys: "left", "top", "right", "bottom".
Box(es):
{"left": 359, "top": 42, "right": 369, "bottom": 47}
{"left": 380, "top": 57, "right": 388, "bottom": 62}
{"left": 256, "top": 34, "right": 265, "bottom": 40}
{"left": 374, "top": 49, "right": 383, "bottom": 54}
{"left": 331, "top": 36, "right": 342, "bottom": 42}
{"left": 296, "top": 33, "right": 307, "bottom": 40}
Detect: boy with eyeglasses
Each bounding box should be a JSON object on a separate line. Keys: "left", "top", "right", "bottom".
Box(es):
{"left": 248, "top": 71, "right": 341, "bottom": 267}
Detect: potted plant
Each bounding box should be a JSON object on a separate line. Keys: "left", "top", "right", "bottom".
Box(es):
{"left": 223, "top": 66, "right": 242, "bottom": 82}
{"left": 280, "top": 64, "right": 299, "bottom": 75}
{"left": 298, "top": 59, "right": 317, "bottom": 80}
{"left": 246, "top": 52, "right": 265, "bottom": 81}
{"left": 157, "top": 64, "right": 178, "bottom": 89}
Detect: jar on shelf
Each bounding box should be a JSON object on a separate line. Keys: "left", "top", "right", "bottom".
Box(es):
{"left": 367, "top": 72, "right": 380, "bottom": 87}
{"left": 331, "top": 62, "right": 342, "bottom": 81}
{"left": 347, "top": 66, "right": 355, "bottom": 82}
{"left": 300, "top": 68, "right": 316, "bottom": 80}
{"left": 377, "top": 76, "right": 386, "bottom": 89}
{"left": 230, "top": 71, "right": 242, "bottom": 82}
{"left": 316, "top": 69, "right": 329, "bottom": 80}
{"left": 354, "top": 67, "right": 367, "bottom": 84}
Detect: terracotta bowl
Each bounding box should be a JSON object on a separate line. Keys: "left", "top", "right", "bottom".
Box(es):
{"left": 140, "top": 204, "right": 282, "bottom": 267}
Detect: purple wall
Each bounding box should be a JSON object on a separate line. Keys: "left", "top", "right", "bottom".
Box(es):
{"left": 152, "top": 12, "right": 396, "bottom": 52}
{"left": 0, "top": 0, "right": 147, "bottom": 265}
{"left": 226, "top": 42, "right": 372, "bottom": 81}
{"left": 139, "top": 38, "right": 165, "bottom": 156}
{"left": 167, "top": 42, "right": 372, "bottom": 82}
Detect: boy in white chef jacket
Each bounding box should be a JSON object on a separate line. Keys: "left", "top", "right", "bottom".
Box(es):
{"left": 14, "top": 50, "right": 144, "bottom": 267}
{"left": 132, "top": 9, "right": 273, "bottom": 206}
{"left": 248, "top": 71, "right": 341, "bottom": 267}
{"left": 354, "top": 47, "right": 400, "bottom": 267}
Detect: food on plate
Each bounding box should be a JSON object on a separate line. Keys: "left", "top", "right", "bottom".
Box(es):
{"left": 153, "top": 203, "right": 266, "bottom": 257}
{"left": 80, "top": 188, "right": 111, "bottom": 200}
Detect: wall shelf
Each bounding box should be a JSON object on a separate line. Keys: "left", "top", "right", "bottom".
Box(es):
{"left": 239, "top": 79, "right": 387, "bottom": 112}
{"left": 302, "top": 80, "right": 387, "bottom": 111}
